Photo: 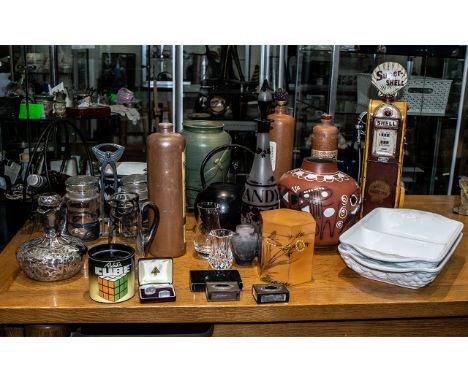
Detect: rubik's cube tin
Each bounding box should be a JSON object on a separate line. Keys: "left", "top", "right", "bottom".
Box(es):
{"left": 88, "top": 243, "right": 135, "bottom": 303}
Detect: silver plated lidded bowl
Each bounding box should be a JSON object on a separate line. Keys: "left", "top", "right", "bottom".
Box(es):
{"left": 16, "top": 192, "right": 87, "bottom": 281}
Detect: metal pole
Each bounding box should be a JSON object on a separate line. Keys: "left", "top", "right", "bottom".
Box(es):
{"left": 265, "top": 45, "right": 270, "bottom": 83}
{"left": 259, "top": 45, "right": 266, "bottom": 87}
{"left": 49, "top": 45, "right": 59, "bottom": 87}
{"left": 429, "top": 118, "right": 443, "bottom": 194}
{"left": 9, "top": 45, "right": 14, "bottom": 81}
{"left": 22, "top": 46, "right": 31, "bottom": 159}
{"left": 146, "top": 45, "right": 152, "bottom": 133}
{"left": 448, "top": 46, "right": 468, "bottom": 194}
{"left": 278, "top": 45, "right": 286, "bottom": 90}
{"left": 244, "top": 45, "right": 251, "bottom": 81}
{"left": 171, "top": 45, "right": 176, "bottom": 127}
{"left": 293, "top": 46, "right": 303, "bottom": 120}
{"left": 174, "top": 45, "right": 184, "bottom": 133}
{"left": 429, "top": 58, "right": 450, "bottom": 194}
{"left": 328, "top": 45, "right": 340, "bottom": 116}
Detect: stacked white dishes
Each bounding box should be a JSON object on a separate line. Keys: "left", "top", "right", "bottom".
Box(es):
{"left": 338, "top": 208, "right": 464, "bottom": 289}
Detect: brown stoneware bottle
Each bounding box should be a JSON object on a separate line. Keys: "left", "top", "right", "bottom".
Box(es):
{"left": 268, "top": 88, "right": 295, "bottom": 183}
{"left": 311, "top": 114, "right": 339, "bottom": 160}
{"left": 147, "top": 123, "right": 186, "bottom": 257}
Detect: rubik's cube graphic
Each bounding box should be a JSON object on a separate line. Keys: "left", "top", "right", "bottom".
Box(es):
{"left": 98, "top": 274, "right": 128, "bottom": 302}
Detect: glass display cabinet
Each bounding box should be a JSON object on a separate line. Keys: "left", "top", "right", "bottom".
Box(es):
{"left": 292, "top": 45, "right": 468, "bottom": 195}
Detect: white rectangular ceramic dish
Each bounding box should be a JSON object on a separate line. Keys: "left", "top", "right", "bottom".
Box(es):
{"left": 339, "top": 208, "right": 464, "bottom": 263}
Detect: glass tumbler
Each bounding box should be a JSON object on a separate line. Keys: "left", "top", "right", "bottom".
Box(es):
{"left": 208, "top": 229, "right": 234, "bottom": 270}
{"left": 193, "top": 202, "right": 221, "bottom": 258}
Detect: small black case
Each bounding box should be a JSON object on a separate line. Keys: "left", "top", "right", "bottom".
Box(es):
{"left": 252, "top": 284, "right": 289, "bottom": 304}
{"left": 190, "top": 270, "right": 243, "bottom": 292}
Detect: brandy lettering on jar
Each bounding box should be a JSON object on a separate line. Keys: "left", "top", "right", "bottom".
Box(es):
{"left": 243, "top": 186, "right": 280, "bottom": 205}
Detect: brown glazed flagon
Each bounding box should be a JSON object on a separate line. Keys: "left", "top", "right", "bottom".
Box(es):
{"left": 268, "top": 98, "right": 295, "bottom": 182}
{"left": 147, "top": 123, "right": 186, "bottom": 257}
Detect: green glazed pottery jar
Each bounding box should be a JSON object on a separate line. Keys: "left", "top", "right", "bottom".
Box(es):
{"left": 182, "top": 120, "right": 231, "bottom": 209}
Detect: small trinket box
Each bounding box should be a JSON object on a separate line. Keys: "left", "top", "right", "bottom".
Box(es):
{"left": 138, "top": 258, "right": 176, "bottom": 303}
{"left": 205, "top": 282, "right": 240, "bottom": 302}
{"left": 252, "top": 284, "right": 289, "bottom": 304}
{"left": 190, "top": 270, "right": 243, "bottom": 292}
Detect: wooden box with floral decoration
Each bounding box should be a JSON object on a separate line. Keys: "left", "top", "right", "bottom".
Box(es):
{"left": 259, "top": 209, "right": 316, "bottom": 286}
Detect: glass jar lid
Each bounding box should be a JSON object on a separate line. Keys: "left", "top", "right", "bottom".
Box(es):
{"left": 38, "top": 192, "right": 61, "bottom": 208}
{"left": 121, "top": 184, "right": 148, "bottom": 201}
{"left": 66, "top": 175, "right": 98, "bottom": 189}
{"left": 122, "top": 174, "right": 147, "bottom": 186}
{"left": 66, "top": 176, "right": 99, "bottom": 201}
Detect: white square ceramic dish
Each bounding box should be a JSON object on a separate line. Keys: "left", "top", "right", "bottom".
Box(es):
{"left": 339, "top": 208, "right": 464, "bottom": 263}
{"left": 361, "top": 208, "right": 463, "bottom": 244}
{"left": 338, "top": 234, "right": 461, "bottom": 289}
{"left": 340, "top": 233, "right": 462, "bottom": 272}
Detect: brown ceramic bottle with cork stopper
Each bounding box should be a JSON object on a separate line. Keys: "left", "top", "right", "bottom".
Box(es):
{"left": 279, "top": 113, "right": 361, "bottom": 247}
{"left": 147, "top": 122, "right": 186, "bottom": 257}
{"left": 268, "top": 88, "right": 295, "bottom": 182}
{"left": 311, "top": 114, "right": 339, "bottom": 160}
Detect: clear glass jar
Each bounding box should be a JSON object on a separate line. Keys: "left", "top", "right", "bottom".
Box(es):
{"left": 65, "top": 175, "right": 100, "bottom": 241}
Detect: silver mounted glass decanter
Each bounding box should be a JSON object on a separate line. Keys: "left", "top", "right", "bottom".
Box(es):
{"left": 16, "top": 193, "right": 87, "bottom": 281}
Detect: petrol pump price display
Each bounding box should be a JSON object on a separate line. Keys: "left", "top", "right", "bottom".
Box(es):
{"left": 372, "top": 126, "right": 398, "bottom": 158}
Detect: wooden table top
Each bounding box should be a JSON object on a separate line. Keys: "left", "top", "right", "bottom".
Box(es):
{"left": 0, "top": 195, "right": 467, "bottom": 325}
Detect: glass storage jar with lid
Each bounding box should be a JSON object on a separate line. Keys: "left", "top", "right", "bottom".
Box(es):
{"left": 121, "top": 174, "right": 148, "bottom": 204}
{"left": 65, "top": 175, "right": 100, "bottom": 241}
{"left": 121, "top": 174, "right": 149, "bottom": 228}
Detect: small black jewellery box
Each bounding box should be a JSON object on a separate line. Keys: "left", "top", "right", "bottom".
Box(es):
{"left": 189, "top": 270, "right": 243, "bottom": 292}
{"left": 252, "top": 284, "right": 289, "bottom": 304}
{"left": 205, "top": 281, "right": 241, "bottom": 302}
{"left": 138, "top": 258, "right": 176, "bottom": 303}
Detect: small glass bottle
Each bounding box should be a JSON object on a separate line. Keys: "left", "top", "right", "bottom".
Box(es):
{"left": 65, "top": 175, "right": 100, "bottom": 241}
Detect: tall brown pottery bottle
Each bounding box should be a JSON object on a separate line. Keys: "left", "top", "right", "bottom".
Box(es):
{"left": 147, "top": 123, "right": 186, "bottom": 257}
{"left": 279, "top": 115, "right": 361, "bottom": 247}
{"left": 268, "top": 88, "right": 295, "bottom": 183}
